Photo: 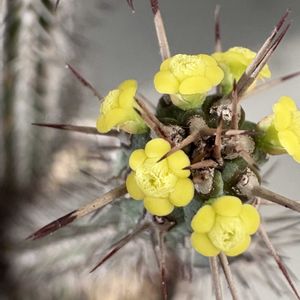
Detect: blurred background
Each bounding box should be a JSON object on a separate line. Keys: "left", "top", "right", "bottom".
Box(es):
{"left": 1, "top": 0, "right": 300, "bottom": 299}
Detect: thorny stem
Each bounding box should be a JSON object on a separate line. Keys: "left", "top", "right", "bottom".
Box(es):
{"left": 214, "top": 117, "right": 223, "bottom": 162}
{"left": 152, "top": 216, "right": 175, "bottom": 300}
{"left": 135, "top": 95, "right": 173, "bottom": 143}
{"left": 158, "top": 230, "right": 168, "bottom": 300}
{"left": 66, "top": 64, "right": 103, "bottom": 101}
{"left": 150, "top": 0, "right": 171, "bottom": 60}
{"left": 90, "top": 222, "right": 150, "bottom": 273}
{"left": 252, "top": 186, "right": 300, "bottom": 213}
{"left": 184, "top": 159, "right": 218, "bottom": 170}
{"left": 31, "top": 123, "right": 118, "bottom": 137}
{"left": 231, "top": 81, "right": 239, "bottom": 130}
{"left": 158, "top": 131, "right": 199, "bottom": 162}
{"left": 126, "top": 0, "right": 135, "bottom": 13}
{"left": 26, "top": 184, "right": 127, "bottom": 240}
{"left": 219, "top": 253, "right": 239, "bottom": 300}
{"left": 214, "top": 5, "right": 222, "bottom": 52}
{"left": 258, "top": 225, "right": 300, "bottom": 300}
{"left": 209, "top": 256, "right": 223, "bottom": 300}
{"left": 233, "top": 10, "right": 290, "bottom": 99}
{"left": 242, "top": 70, "right": 300, "bottom": 99}
{"left": 55, "top": 0, "right": 60, "bottom": 11}
{"left": 238, "top": 149, "right": 260, "bottom": 172}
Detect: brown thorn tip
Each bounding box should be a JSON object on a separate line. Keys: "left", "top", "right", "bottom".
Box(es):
{"left": 150, "top": 0, "right": 159, "bottom": 15}
{"left": 214, "top": 5, "right": 222, "bottom": 52}
{"left": 31, "top": 123, "right": 102, "bottom": 135}
{"left": 65, "top": 63, "right": 103, "bottom": 100}
{"left": 90, "top": 223, "right": 150, "bottom": 273}
{"left": 126, "top": 0, "right": 135, "bottom": 13}
{"left": 55, "top": 0, "right": 60, "bottom": 11}
{"left": 259, "top": 225, "right": 300, "bottom": 300}
{"left": 26, "top": 211, "right": 77, "bottom": 240}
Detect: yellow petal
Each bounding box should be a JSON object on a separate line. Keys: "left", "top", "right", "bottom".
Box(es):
{"left": 205, "top": 65, "right": 224, "bottom": 85}
{"left": 293, "top": 151, "right": 300, "bottom": 163}
{"left": 96, "top": 115, "right": 109, "bottom": 133}
{"left": 144, "top": 197, "right": 174, "bottom": 216}
{"left": 118, "top": 88, "right": 136, "bottom": 108}
{"left": 103, "top": 108, "right": 131, "bottom": 130}
{"left": 167, "top": 150, "right": 191, "bottom": 178}
{"left": 129, "top": 149, "right": 147, "bottom": 171}
{"left": 169, "top": 178, "right": 194, "bottom": 206}
{"left": 179, "top": 76, "right": 212, "bottom": 94}
{"left": 274, "top": 96, "right": 297, "bottom": 113}
{"left": 225, "top": 235, "right": 251, "bottom": 257}
{"left": 191, "top": 205, "right": 216, "bottom": 233}
{"left": 126, "top": 172, "right": 144, "bottom": 200}
{"left": 191, "top": 232, "right": 220, "bottom": 257}
{"left": 278, "top": 130, "right": 300, "bottom": 156}
{"left": 145, "top": 138, "right": 171, "bottom": 159}
{"left": 160, "top": 58, "right": 172, "bottom": 71}
{"left": 212, "top": 196, "right": 242, "bottom": 217}
{"left": 118, "top": 79, "right": 137, "bottom": 91}
{"left": 274, "top": 109, "right": 292, "bottom": 131}
{"left": 154, "top": 71, "right": 179, "bottom": 94}
{"left": 199, "top": 54, "right": 219, "bottom": 66}
{"left": 260, "top": 65, "right": 271, "bottom": 78}
{"left": 240, "top": 204, "right": 260, "bottom": 234}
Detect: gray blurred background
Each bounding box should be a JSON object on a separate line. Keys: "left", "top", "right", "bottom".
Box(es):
{"left": 1, "top": 0, "right": 300, "bottom": 299}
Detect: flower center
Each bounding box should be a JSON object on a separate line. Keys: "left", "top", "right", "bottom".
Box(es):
{"left": 135, "top": 159, "right": 177, "bottom": 198}
{"left": 170, "top": 54, "right": 205, "bottom": 80}
{"left": 208, "top": 216, "right": 246, "bottom": 251}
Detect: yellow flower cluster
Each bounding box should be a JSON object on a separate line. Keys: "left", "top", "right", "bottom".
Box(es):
{"left": 126, "top": 138, "right": 194, "bottom": 216}
{"left": 154, "top": 54, "right": 224, "bottom": 110}
{"left": 259, "top": 96, "right": 300, "bottom": 163}
{"left": 213, "top": 47, "right": 271, "bottom": 94}
{"left": 96, "top": 80, "right": 148, "bottom": 134}
{"left": 191, "top": 196, "right": 260, "bottom": 257}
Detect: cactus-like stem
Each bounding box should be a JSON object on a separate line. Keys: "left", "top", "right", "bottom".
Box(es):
{"left": 258, "top": 225, "right": 300, "bottom": 300}
{"left": 185, "top": 160, "right": 218, "bottom": 170}
{"left": 253, "top": 186, "right": 300, "bottom": 213}
{"left": 26, "top": 184, "right": 127, "bottom": 240}
{"left": 243, "top": 70, "right": 300, "bottom": 99}
{"left": 66, "top": 64, "right": 103, "bottom": 101}
{"left": 214, "top": 5, "right": 222, "bottom": 53}
{"left": 150, "top": 0, "right": 171, "bottom": 61}
{"left": 90, "top": 222, "right": 151, "bottom": 273}
{"left": 209, "top": 256, "right": 223, "bottom": 300}
{"left": 158, "top": 230, "right": 168, "bottom": 300}
{"left": 214, "top": 118, "right": 223, "bottom": 162}
{"left": 135, "top": 95, "right": 173, "bottom": 142}
{"left": 32, "top": 123, "right": 117, "bottom": 136}
{"left": 219, "top": 253, "right": 240, "bottom": 300}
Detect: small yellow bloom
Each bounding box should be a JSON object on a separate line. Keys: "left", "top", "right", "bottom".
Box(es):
{"left": 126, "top": 138, "right": 194, "bottom": 216}
{"left": 191, "top": 196, "right": 260, "bottom": 257}
{"left": 154, "top": 54, "right": 224, "bottom": 110}
{"left": 213, "top": 47, "right": 271, "bottom": 94}
{"left": 258, "top": 96, "right": 300, "bottom": 163}
{"left": 96, "top": 80, "right": 148, "bottom": 134}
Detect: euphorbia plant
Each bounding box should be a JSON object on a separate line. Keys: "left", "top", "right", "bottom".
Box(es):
{"left": 27, "top": 1, "right": 300, "bottom": 299}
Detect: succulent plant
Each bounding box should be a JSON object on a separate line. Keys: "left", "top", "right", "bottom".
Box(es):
{"left": 23, "top": 1, "right": 300, "bottom": 299}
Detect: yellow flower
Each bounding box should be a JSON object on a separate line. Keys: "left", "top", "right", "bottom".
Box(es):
{"left": 126, "top": 138, "right": 194, "bottom": 216}
{"left": 258, "top": 96, "right": 300, "bottom": 163}
{"left": 191, "top": 196, "right": 260, "bottom": 257}
{"left": 213, "top": 47, "right": 271, "bottom": 94}
{"left": 96, "top": 80, "right": 148, "bottom": 134}
{"left": 154, "top": 54, "right": 224, "bottom": 110}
